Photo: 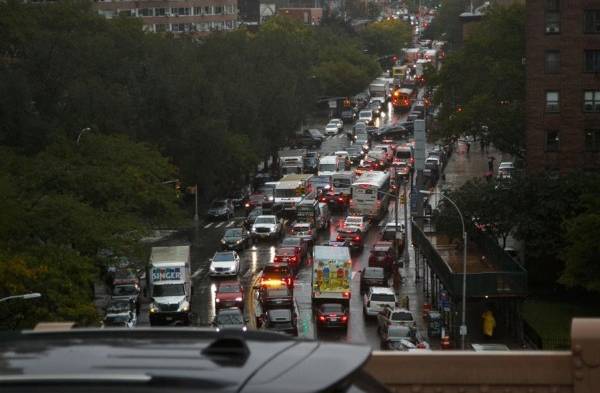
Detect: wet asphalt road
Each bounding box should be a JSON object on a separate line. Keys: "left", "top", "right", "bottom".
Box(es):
{"left": 138, "top": 101, "right": 421, "bottom": 350}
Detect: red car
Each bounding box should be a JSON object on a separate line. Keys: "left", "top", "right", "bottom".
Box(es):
{"left": 215, "top": 280, "right": 244, "bottom": 310}
{"left": 274, "top": 247, "right": 301, "bottom": 272}
{"left": 245, "top": 192, "right": 267, "bottom": 213}
{"left": 336, "top": 226, "right": 364, "bottom": 251}
{"left": 368, "top": 241, "right": 395, "bottom": 276}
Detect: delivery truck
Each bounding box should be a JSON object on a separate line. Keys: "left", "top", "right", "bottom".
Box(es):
{"left": 148, "top": 245, "right": 192, "bottom": 326}
{"left": 311, "top": 245, "right": 352, "bottom": 306}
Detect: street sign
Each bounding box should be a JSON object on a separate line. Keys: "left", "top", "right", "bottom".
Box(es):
{"left": 459, "top": 325, "right": 468, "bottom": 336}
{"left": 328, "top": 100, "right": 337, "bottom": 109}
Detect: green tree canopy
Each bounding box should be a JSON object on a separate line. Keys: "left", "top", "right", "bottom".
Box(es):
{"left": 429, "top": 3, "right": 526, "bottom": 158}
{"left": 360, "top": 19, "right": 412, "bottom": 58}
{"left": 559, "top": 194, "right": 600, "bottom": 292}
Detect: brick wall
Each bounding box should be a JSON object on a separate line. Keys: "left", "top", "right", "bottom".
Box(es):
{"left": 526, "top": 0, "right": 600, "bottom": 173}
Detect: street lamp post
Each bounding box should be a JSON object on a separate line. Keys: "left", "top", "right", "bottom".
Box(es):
{"left": 421, "top": 190, "right": 468, "bottom": 350}
{"left": 0, "top": 293, "right": 42, "bottom": 303}
{"left": 76, "top": 127, "right": 91, "bottom": 144}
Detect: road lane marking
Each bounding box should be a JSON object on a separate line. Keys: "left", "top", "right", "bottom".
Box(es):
{"left": 215, "top": 222, "right": 224, "bottom": 228}
{"left": 204, "top": 222, "right": 214, "bottom": 229}
{"left": 192, "top": 268, "right": 203, "bottom": 278}
{"left": 226, "top": 221, "right": 235, "bottom": 227}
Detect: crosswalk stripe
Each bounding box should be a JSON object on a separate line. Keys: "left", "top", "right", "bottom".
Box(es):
{"left": 203, "top": 222, "right": 213, "bottom": 229}
{"left": 215, "top": 222, "right": 224, "bottom": 228}
{"left": 226, "top": 220, "right": 235, "bottom": 227}
{"left": 192, "top": 268, "right": 204, "bottom": 278}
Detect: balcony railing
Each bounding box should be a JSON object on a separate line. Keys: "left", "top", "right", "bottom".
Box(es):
{"left": 365, "top": 318, "right": 599, "bottom": 393}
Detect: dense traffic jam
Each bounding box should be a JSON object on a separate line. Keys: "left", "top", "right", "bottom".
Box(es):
{"left": 102, "top": 28, "right": 448, "bottom": 352}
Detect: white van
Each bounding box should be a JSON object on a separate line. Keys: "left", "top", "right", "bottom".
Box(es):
{"left": 358, "top": 110, "right": 374, "bottom": 125}
{"left": 318, "top": 155, "right": 339, "bottom": 176}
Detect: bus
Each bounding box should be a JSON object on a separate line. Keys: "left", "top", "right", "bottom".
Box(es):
{"left": 391, "top": 88, "right": 414, "bottom": 112}
{"left": 350, "top": 171, "right": 391, "bottom": 220}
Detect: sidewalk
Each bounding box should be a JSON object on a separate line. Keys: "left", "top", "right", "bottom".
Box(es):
{"left": 400, "top": 141, "right": 510, "bottom": 350}
{"left": 435, "top": 139, "right": 510, "bottom": 194}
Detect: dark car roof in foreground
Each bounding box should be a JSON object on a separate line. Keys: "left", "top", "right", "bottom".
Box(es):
{"left": 0, "top": 328, "right": 373, "bottom": 393}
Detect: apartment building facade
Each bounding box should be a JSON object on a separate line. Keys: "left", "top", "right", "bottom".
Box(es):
{"left": 526, "top": 0, "right": 600, "bottom": 173}
{"left": 95, "top": 0, "right": 238, "bottom": 34}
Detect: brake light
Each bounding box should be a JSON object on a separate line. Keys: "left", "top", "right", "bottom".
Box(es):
{"left": 341, "top": 315, "right": 348, "bottom": 322}
{"left": 245, "top": 203, "right": 250, "bottom": 208}
{"left": 343, "top": 291, "right": 350, "bottom": 298}
{"left": 353, "top": 236, "right": 361, "bottom": 241}
{"left": 338, "top": 197, "right": 344, "bottom": 202}
{"left": 319, "top": 316, "right": 326, "bottom": 322}
{"left": 329, "top": 313, "right": 337, "bottom": 317}
{"left": 336, "top": 236, "right": 344, "bottom": 242}
{"left": 235, "top": 297, "right": 242, "bottom": 302}
{"left": 285, "top": 277, "right": 293, "bottom": 286}
{"left": 290, "top": 255, "right": 297, "bottom": 262}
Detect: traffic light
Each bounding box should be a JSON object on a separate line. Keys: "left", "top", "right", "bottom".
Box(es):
{"left": 400, "top": 194, "right": 406, "bottom": 204}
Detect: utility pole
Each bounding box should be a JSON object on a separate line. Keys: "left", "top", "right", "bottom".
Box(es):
{"left": 193, "top": 184, "right": 199, "bottom": 222}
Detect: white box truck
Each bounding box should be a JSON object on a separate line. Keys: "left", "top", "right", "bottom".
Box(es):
{"left": 148, "top": 245, "right": 192, "bottom": 326}
{"left": 311, "top": 246, "right": 352, "bottom": 305}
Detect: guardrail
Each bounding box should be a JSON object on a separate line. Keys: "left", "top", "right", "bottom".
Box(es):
{"left": 412, "top": 220, "right": 528, "bottom": 298}
{"left": 365, "top": 318, "right": 599, "bottom": 393}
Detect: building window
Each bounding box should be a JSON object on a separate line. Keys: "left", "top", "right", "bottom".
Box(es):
{"left": 171, "top": 7, "right": 190, "bottom": 16}
{"left": 544, "top": 50, "right": 560, "bottom": 73}
{"left": 545, "top": 12, "right": 560, "bottom": 33}
{"left": 546, "top": 91, "right": 560, "bottom": 112}
{"left": 214, "top": 6, "right": 223, "bottom": 15}
{"left": 585, "top": 129, "right": 600, "bottom": 151}
{"left": 118, "top": 9, "right": 134, "bottom": 17}
{"left": 545, "top": 130, "right": 560, "bottom": 152}
{"left": 584, "top": 90, "right": 600, "bottom": 112}
{"left": 139, "top": 8, "right": 153, "bottom": 17}
{"left": 155, "top": 8, "right": 166, "bottom": 16}
{"left": 585, "top": 50, "right": 600, "bottom": 72}
{"left": 545, "top": 1, "right": 560, "bottom": 34}
{"left": 155, "top": 23, "right": 167, "bottom": 32}
{"left": 584, "top": 10, "right": 600, "bottom": 33}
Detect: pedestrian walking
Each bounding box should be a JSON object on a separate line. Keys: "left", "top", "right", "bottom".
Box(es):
{"left": 466, "top": 141, "right": 471, "bottom": 154}
{"left": 487, "top": 156, "right": 496, "bottom": 172}
{"left": 482, "top": 309, "right": 496, "bottom": 339}
{"left": 393, "top": 268, "right": 402, "bottom": 295}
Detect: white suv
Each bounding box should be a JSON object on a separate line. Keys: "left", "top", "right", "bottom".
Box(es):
{"left": 363, "top": 287, "right": 397, "bottom": 317}
{"left": 251, "top": 215, "right": 282, "bottom": 240}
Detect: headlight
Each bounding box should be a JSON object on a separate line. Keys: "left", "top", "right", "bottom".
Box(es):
{"left": 210, "top": 265, "right": 216, "bottom": 272}
{"left": 149, "top": 303, "right": 158, "bottom": 313}
{"left": 235, "top": 239, "right": 243, "bottom": 244}
{"left": 269, "top": 227, "right": 276, "bottom": 232}
{"left": 242, "top": 326, "right": 247, "bottom": 332}
{"left": 179, "top": 301, "right": 190, "bottom": 312}
{"left": 220, "top": 239, "right": 226, "bottom": 244}
{"left": 215, "top": 298, "right": 220, "bottom": 303}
